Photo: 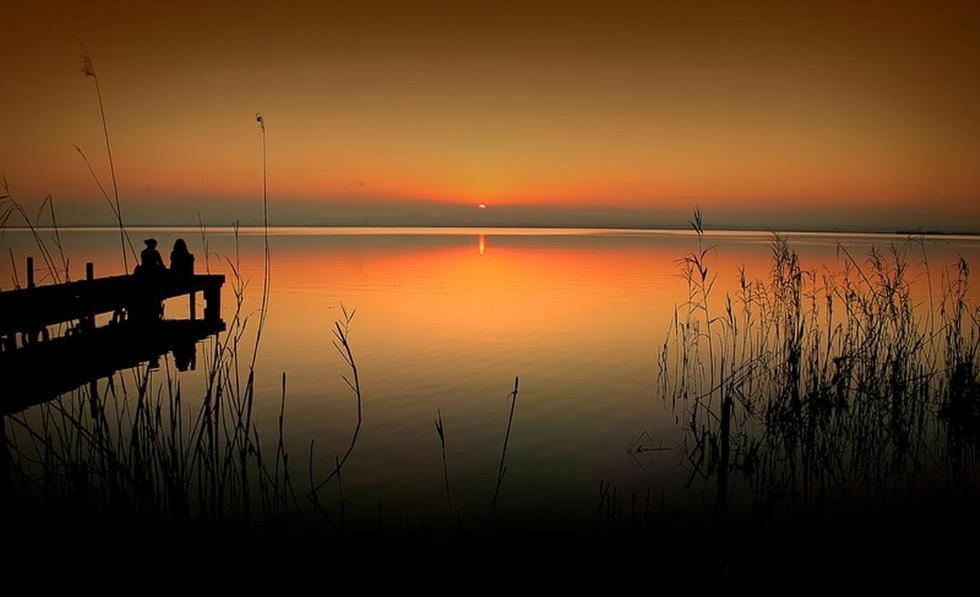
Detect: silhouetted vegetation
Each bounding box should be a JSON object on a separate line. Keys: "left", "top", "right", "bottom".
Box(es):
{"left": 656, "top": 210, "right": 979, "bottom": 521}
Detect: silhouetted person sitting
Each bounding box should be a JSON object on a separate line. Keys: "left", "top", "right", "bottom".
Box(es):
{"left": 135, "top": 238, "right": 165, "bottom": 276}
{"left": 131, "top": 238, "right": 166, "bottom": 320}
{"left": 170, "top": 238, "right": 195, "bottom": 280}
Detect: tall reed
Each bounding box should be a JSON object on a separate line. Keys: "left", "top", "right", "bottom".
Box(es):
{"left": 488, "top": 377, "right": 520, "bottom": 526}
{"left": 80, "top": 55, "right": 135, "bottom": 271}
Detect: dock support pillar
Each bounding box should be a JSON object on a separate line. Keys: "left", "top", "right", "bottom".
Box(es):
{"left": 82, "top": 262, "right": 96, "bottom": 331}
{"left": 26, "top": 257, "right": 34, "bottom": 289}
{"left": 89, "top": 380, "right": 101, "bottom": 419}
{"left": 204, "top": 285, "right": 221, "bottom": 323}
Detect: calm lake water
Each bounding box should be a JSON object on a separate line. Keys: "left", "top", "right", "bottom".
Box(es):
{"left": 2, "top": 227, "right": 979, "bottom": 529}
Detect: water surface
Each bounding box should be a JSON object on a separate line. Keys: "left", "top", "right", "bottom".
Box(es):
{"left": 3, "top": 227, "right": 978, "bottom": 527}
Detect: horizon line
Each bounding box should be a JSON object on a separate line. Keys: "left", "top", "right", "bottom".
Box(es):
{"left": 4, "top": 223, "right": 979, "bottom": 238}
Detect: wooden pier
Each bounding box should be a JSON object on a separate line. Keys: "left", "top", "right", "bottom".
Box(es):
{"left": 0, "top": 259, "right": 224, "bottom": 351}
{"left": 0, "top": 258, "right": 226, "bottom": 411}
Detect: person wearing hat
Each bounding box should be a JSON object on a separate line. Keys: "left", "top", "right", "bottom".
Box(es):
{"left": 139, "top": 238, "right": 165, "bottom": 273}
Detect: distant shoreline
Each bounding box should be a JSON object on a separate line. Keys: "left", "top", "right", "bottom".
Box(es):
{"left": 3, "top": 224, "right": 979, "bottom": 238}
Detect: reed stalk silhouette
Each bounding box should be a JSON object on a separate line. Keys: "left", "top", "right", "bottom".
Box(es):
{"left": 251, "top": 114, "right": 271, "bottom": 366}
{"left": 435, "top": 406, "right": 452, "bottom": 515}
{"left": 80, "top": 55, "right": 135, "bottom": 272}
{"left": 308, "top": 305, "right": 363, "bottom": 521}
{"left": 488, "top": 376, "right": 520, "bottom": 526}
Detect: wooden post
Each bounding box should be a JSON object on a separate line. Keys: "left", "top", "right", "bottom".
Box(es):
{"left": 89, "top": 380, "right": 100, "bottom": 418}
{"left": 190, "top": 291, "right": 197, "bottom": 320}
{"left": 26, "top": 256, "right": 34, "bottom": 288}
{"left": 83, "top": 263, "right": 95, "bottom": 331}
{"left": 204, "top": 285, "right": 221, "bottom": 323}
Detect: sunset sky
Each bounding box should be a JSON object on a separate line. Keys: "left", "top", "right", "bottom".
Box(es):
{"left": 1, "top": 0, "right": 978, "bottom": 231}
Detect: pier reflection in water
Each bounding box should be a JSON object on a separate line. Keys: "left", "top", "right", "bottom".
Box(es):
{"left": 0, "top": 319, "right": 225, "bottom": 415}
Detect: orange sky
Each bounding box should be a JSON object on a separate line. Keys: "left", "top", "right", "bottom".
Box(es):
{"left": 1, "top": 0, "right": 979, "bottom": 231}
